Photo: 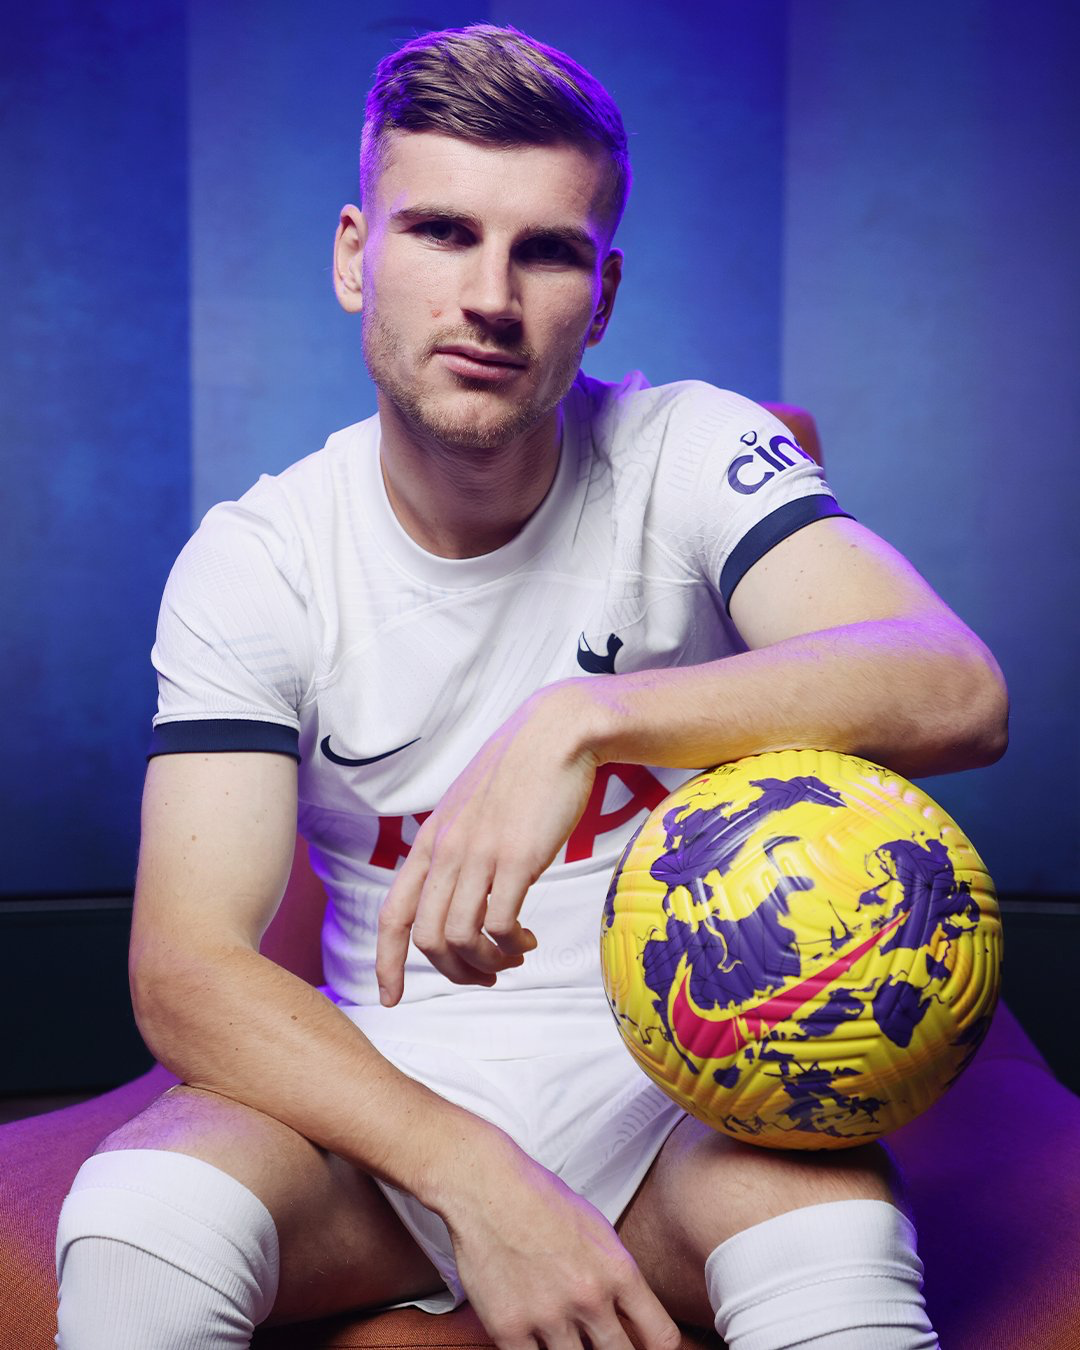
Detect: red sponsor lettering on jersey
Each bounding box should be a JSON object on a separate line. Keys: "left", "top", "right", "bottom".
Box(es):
{"left": 564, "top": 764, "right": 669, "bottom": 863}
{"left": 369, "top": 811, "right": 431, "bottom": 870}
{"left": 369, "top": 764, "right": 668, "bottom": 871}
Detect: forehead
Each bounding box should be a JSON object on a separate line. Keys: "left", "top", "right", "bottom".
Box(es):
{"left": 369, "top": 131, "right": 614, "bottom": 239}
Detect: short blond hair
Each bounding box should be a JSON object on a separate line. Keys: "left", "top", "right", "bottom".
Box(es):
{"left": 360, "top": 24, "right": 631, "bottom": 230}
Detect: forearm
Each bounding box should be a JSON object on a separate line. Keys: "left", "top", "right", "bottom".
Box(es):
{"left": 130, "top": 939, "right": 499, "bottom": 1210}
{"left": 567, "top": 615, "right": 1008, "bottom": 779}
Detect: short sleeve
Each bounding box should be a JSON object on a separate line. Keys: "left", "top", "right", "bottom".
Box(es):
{"left": 149, "top": 488, "right": 314, "bottom": 759}
{"left": 655, "top": 387, "right": 852, "bottom": 608}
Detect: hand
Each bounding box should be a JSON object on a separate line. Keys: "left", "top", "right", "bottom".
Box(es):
{"left": 445, "top": 1137, "right": 681, "bottom": 1350}
{"left": 376, "top": 682, "right": 602, "bottom": 1005}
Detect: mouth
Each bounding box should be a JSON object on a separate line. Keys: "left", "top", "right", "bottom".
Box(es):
{"left": 434, "top": 345, "right": 528, "bottom": 382}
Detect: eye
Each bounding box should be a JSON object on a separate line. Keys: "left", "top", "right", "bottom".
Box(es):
{"left": 415, "top": 218, "right": 467, "bottom": 245}
{"left": 522, "top": 235, "right": 575, "bottom": 264}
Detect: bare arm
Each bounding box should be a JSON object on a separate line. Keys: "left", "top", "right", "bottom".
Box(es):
{"left": 132, "top": 751, "right": 678, "bottom": 1350}
{"left": 377, "top": 517, "right": 1008, "bottom": 1002}
{"left": 131, "top": 751, "right": 487, "bottom": 1186}
{"left": 583, "top": 516, "right": 1007, "bottom": 777}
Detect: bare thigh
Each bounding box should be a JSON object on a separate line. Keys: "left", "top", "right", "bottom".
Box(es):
{"left": 616, "top": 1115, "right": 901, "bottom": 1327}
{"left": 95, "top": 1085, "right": 443, "bottom": 1325}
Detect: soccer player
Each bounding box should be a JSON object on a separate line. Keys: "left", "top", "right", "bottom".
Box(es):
{"left": 55, "top": 24, "right": 1006, "bottom": 1350}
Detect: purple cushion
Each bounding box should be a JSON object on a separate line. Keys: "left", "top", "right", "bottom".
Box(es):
{"left": 889, "top": 1003, "right": 1080, "bottom": 1347}
{"left": 2, "top": 1004, "right": 1078, "bottom": 1349}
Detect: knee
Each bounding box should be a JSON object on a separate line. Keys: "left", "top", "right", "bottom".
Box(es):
{"left": 92, "top": 1084, "right": 232, "bottom": 1157}
{"left": 56, "top": 1149, "right": 280, "bottom": 1349}
{"left": 817, "top": 1138, "right": 901, "bottom": 1201}
{"left": 660, "top": 1119, "right": 902, "bottom": 1248}
{"left": 727, "top": 1137, "right": 900, "bottom": 1225}
{"left": 859, "top": 1139, "right": 908, "bottom": 1209}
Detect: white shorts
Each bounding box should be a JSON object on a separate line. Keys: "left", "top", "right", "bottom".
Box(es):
{"left": 335, "top": 989, "right": 686, "bottom": 1312}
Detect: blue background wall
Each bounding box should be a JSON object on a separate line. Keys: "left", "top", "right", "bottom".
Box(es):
{"left": 3, "top": 0, "right": 1076, "bottom": 897}
{"left": 2, "top": 3, "right": 191, "bottom": 895}
{"left": 782, "top": 0, "right": 1080, "bottom": 894}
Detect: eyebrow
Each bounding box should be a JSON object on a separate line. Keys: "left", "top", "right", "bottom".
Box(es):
{"left": 391, "top": 205, "right": 600, "bottom": 261}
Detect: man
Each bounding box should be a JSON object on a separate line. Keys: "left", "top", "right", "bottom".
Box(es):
{"left": 55, "top": 24, "right": 1006, "bottom": 1350}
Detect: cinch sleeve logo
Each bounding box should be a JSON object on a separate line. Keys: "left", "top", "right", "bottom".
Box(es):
{"left": 726, "top": 429, "right": 813, "bottom": 495}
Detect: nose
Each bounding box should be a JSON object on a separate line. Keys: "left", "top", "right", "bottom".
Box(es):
{"left": 459, "top": 243, "right": 521, "bottom": 329}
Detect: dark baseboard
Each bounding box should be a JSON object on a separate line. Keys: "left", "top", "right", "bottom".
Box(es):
{"left": 1, "top": 893, "right": 1077, "bottom": 1099}
{"left": 0, "top": 895, "right": 152, "bottom": 1096}
{"left": 996, "top": 896, "right": 1080, "bottom": 1096}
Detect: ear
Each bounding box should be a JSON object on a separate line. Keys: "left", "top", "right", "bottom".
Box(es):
{"left": 585, "top": 248, "right": 623, "bottom": 347}
{"left": 333, "top": 205, "right": 367, "bottom": 314}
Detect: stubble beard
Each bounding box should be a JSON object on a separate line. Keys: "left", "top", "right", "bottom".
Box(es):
{"left": 362, "top": 310, "right": 585, "bottom": 454}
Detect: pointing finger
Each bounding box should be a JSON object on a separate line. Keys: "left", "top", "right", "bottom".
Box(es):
{"left": 375, "top": 847, "right": 430, "bottom": 1006}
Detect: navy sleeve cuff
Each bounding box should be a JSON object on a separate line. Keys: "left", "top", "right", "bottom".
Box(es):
{"left": 148, "top": 719, "right": 301, "bottom": 761}
{"left": 719, "top": 496, "right": 853, "bottom": 609}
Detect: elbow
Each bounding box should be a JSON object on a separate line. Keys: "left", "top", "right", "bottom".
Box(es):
{"left": 964, "top": 634, "right": 1010, "bottom": 766}
{"left": 129, "top": 929, "right": 266, "bottom": 1078}
{"left": 129, "top": 949, "right": 181, "bottom": 1063}
{"left": 937, "top": 635, "right": 1010, "bottom": 772}
{"left": 882, "top": 620, "right": 1009, "bottom": 777}
{"left": 128, "top": 939, "right": 222, "bottom": 1069}
{"left": 982, "top": 665, "right": 1010, "bottom": 765}
{"left": 964, "top": 671, "right": 1009, "bottom": 768}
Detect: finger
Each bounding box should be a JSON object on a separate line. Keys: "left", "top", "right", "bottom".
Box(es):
{"left": 408, "top": 851, "right": 500, "bottom": 986}
{"left": 422, "top": 948, "right": 501, "bottom": 987}
{"left": 614, "top": 1281, "right": 681, "bottom": 1350}
{"left": 534, "top": 1326, "right": 588, "bottom": 1350}
{"left": 487, "top": 922, "right": 538, "bottom": 959}
{"left": 437, "top": 855, "right": 533, "bottom": 978}
{"left": 483, "top": 862, "right": 540, "bottom": 958}
{"left": 575, "top": 1311, "right": 637, "bottom": 1350}
{"left": 441, "top": 855, "right": 510, "bottom": 975}
{"left": 409, "top": 848, "right": 525, "bottom": 986}
{"left": 375, "top": 844, "right": 434, "bottom": 1005}
{"left": 381, "top": 881, "right": 498, "bottom": 995}
{"left": 375, "top": 831, "right": 442, "bottom": 1004}
{"left": 492, "top": 1334, "right": 541, "bottom": 1350}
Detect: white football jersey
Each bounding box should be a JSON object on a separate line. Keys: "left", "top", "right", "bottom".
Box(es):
{"left": 151, "top": 372, "right": 847, "bottom": 1036}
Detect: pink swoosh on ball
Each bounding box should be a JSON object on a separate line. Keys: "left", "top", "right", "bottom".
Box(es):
{"left": 670, "top": 909, "right": 909, "bottom": 1061}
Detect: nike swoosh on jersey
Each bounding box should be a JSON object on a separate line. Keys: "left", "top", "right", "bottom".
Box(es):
{"left": 670, "top": 907, "right": 908, "bottom": 1061}
{"left": 320, "top": 735, "right": 421, "bottom": 767}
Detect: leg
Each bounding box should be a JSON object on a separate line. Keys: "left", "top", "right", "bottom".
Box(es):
{"left": 56, "top": 1084, "right": 442, "bottom": 1346}
{"left": 618, "top": 1117, "right": 936, "bottom": 1347}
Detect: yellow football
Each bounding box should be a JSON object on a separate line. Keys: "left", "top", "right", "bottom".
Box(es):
{"left": 600, "top": 749, "right": 1001, "bottom": 1149}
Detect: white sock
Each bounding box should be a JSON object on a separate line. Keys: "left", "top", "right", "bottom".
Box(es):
{"left": 56, "top": 1148, "right": 280, "bottom": 1350}
{"left": 704, "top": 1199, "right": 938, "bottom": 1349}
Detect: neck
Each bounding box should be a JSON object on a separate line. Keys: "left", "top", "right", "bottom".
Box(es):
{"left": 376, "top": 399, "right": 563, "bottom": 559}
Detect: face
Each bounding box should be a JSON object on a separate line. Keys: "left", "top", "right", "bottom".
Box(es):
{"left": 335, "top": 132, "right": 622, "bottom": 453}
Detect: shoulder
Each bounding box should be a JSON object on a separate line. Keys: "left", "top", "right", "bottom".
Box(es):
{"left": 573, "top": 375, "right": 824, "bottom": 509}
{"left": 180, "top": 417, "right": 376, "bottom": 585}
{"left": 573, "top": 371, "right": 794, "bottom": 458}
